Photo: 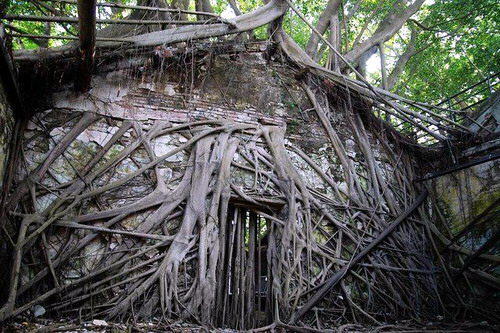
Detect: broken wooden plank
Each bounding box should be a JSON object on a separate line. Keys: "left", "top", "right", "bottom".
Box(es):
{"left": 76, "top": 0, "right": 96, "bottom": 92}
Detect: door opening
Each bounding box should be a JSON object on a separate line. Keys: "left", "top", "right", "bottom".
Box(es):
{"left": 217, "top": 204, "right": 273, "bottom": 329}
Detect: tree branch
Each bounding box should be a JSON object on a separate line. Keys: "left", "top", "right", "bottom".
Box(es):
{"left": 13, "top": 0, "right": 289, "bottom": 61}
{"left": 343, "top": 0, "right": 425, "bottom": 69}
{"left": 387, "top": 27, "right": 419, "bottom": 91}
{"left": 305, "top": 0, "right": 341, "bottom": 58}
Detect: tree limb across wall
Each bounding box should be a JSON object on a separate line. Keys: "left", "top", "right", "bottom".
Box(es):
{"left": 305, "top": 0, "right": 342, "bottom": 59}
{"left": 290, "top": 189, "right": 429, "bottom": 322}
{"left": 342, "top": 0, "right": 425, "bottom": 70}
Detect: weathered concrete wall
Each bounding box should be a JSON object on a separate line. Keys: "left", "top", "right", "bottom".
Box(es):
{"left": 430, "top": 92, "right": 499, "bottom": 242}
{"left": 433, "top": 159, "right": 499, "bottom": 233}
{"left": 51, "top": 51, "right": 323, "bottom": 148}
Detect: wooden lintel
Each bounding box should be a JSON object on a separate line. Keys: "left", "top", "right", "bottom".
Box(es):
{"left": 4, "top": 14, "right": 219, "bottom": 25}
{"left": 0, "top": 24, "right": 25, "bottom": 119}
{"left": 415, "top": 151, "right": 500, "bottom": 183}
{"left": 76, "top": 0, "right": 96, "bottom": 92}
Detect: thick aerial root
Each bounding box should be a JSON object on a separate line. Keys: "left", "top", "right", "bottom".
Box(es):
{"left": 1, "top": 108, "right": 442, "bottom": 328}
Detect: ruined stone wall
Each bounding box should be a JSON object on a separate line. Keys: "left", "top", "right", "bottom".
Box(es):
{"left": 1, "top": 48, "right": 440, "bottom": 326}
{"left": 51, "top": 52, "right": 320, "bottom": 145}
{"left": 44, "top": 50, "right": 406, "bottom": 205}
{"left": 432, "top": 160, "right": 499, "bottom": 234}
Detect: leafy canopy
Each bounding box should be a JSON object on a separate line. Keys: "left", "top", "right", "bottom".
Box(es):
{"left": 2, "top": 0, "right": 498, "bottom": 105}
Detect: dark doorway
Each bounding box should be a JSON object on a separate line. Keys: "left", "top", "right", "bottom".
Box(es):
{"left": 217, "top": 204, "right": 272, "bottom": 329}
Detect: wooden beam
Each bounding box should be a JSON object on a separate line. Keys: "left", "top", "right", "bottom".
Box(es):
{"left": 414, "top": 151, "right": 500, "bottom": 182}
{"left": 3, "top": 14, "right": 216, "bottom": 25}
{"left": 4, "top": 15, "right": 219, "bottom": 25}
{"left": 436, "top": 71, "right": 499, "bottom": 106}
{"left": 76, "top": 0, "right": 96, "bottom": 92}
{"left": 9, "top": 33, "right": 131, "bottom": 42}
{"left": 46, "top": 0, "right": 225, "bottom": 19}
{"left": 0, "top": 24, "right": 25, "bottom": 119}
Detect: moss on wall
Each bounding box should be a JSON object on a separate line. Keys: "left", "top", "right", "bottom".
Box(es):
{"left": 433, "top": 160, "right": 500, "bottom": 233}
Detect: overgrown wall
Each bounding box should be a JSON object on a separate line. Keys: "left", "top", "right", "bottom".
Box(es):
{"left": 0, "top": 47, "right": 444, "bottom": 327}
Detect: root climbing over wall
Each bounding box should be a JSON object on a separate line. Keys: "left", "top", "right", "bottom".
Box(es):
{"left": 0, "top": 93, "right": 442, "bottom": 328}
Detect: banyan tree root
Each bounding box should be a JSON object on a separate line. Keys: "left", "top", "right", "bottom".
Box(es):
{"left": 0, "top": 96, "right": 442, "bottom": 329}
{"left": 0, "top": 0, "right": 495, "bottom": 327}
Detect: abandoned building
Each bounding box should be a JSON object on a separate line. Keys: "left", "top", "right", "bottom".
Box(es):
{"left": 0, "top": 0, "right": 498, "bottom": 331}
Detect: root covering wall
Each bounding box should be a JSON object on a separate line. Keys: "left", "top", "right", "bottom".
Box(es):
{"left": 0, "top": 48, "right": 447, "bottom": 328}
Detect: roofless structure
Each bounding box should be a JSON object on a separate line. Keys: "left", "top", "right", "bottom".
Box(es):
{"left": 0, "top": 0, "right": 498, "bottom": 331}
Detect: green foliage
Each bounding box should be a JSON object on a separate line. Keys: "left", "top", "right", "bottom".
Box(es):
{"left": 2, "top": 0, "right": 498, "bottom": 105}
{"left": 394, "top": 0, "right": 499, "bottom": 104}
